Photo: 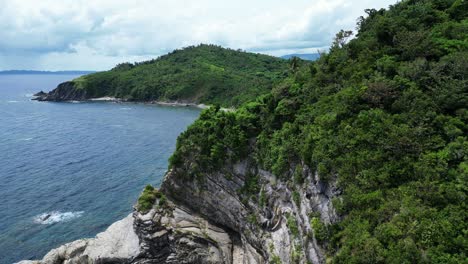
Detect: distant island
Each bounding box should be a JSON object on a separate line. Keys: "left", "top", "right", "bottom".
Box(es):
{"left": 280, "top": 53, "right": 320, "bottom": 61}
{"left": 0, "top": 70, "right": 96, "bottom": 75}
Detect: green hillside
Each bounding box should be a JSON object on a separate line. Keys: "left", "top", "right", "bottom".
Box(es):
{"left": 67, "top": 44, "right": 290, "bottom": 106}
{"left": 169, "top": 0, "right": 467, "bottom": 263}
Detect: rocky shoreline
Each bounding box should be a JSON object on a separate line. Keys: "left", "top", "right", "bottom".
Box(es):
{"left": 32, "top": 87, "right": 225, "bottom": 111}
{"left": 17, "top": 214, "right": 140, "bottom": 264}
{"left": 17, "top": 158, "right": 339, "bottom": 264}
{"left": 32, "top": 93, "right": 237, "bottom": 112}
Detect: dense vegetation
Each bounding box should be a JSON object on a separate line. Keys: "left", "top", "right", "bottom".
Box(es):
{"left": 137, "top": 185, "right": 167, "bottom": 213}
{"left": 169, "top": 0, "right": 467, "bottom": 263}
{"left": 69, "top": 44, "right": 289, "bottom": 107}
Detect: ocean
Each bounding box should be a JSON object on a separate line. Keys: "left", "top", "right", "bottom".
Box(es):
{"left": 0, "top": 74, "right": 200, "bottom": 263}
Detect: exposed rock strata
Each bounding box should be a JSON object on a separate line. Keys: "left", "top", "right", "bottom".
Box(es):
{"left": 33, "top": 82, "right": 88, "bottom": 101}
{"left": 18, "top": 160, "right": 339, "bottom": 264}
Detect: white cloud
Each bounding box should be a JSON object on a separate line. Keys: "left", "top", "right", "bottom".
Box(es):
{"left": 0, "top": 0, "right": 396, "bottom": 70}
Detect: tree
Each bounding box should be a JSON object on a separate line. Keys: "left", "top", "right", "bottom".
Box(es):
{"left": 333, "top": 30, "right": 353, "bottom": 48}
{"left": 290, "top": 56, "right": 300, "bottom": 73}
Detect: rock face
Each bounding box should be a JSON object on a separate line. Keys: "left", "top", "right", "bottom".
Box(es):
{"left": 17, "top": 214, "right": 140, "bottom": 264}
{"left": 19, "top": 159, "right": 340, "bottom": 264}
{"left": 155, "top": 160, "right": 340, "bottom": 264}
{"left": 33, "top": 82, "right": 88, "bottom": 101}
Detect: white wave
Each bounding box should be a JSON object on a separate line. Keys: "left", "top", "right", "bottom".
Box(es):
{"left": 25, "top": 93, "right": 33, "bottom": 97}
{"left": 7, "top": 100, "right": 19, "bottom": 103}
{"left": 90, "top": 96, "right": 117, "bottom": 101}
{"left": 33, "top": 211, "right": 84, "bottom": 225}
{"left": 69, "top": 101, "right": 81, "bottom": 104}
{"left": 20, "top": 137, "right": 33, "bottom": 141}
{"left": 120, "top": 107, "right": 132, "bottom": 110}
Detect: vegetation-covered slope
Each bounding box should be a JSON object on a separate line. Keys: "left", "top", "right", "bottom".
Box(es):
{"left": 60, "top": 44, "right": 289, "bottom": 107}
{"left": 168, "top": 0, "right": 467, "bottom": 263}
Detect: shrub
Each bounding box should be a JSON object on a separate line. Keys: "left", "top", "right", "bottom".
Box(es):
{"left": 137, "top": 185, "right": 157, "bottom": 212}
{"left": 311, "top": 217, "right": 329, "bottom": 243}
{"left": 292, "top": 191, "right": 301, "bottom": 208}
{"left": 287, "top": 214, "right": 300, "bottom": 238}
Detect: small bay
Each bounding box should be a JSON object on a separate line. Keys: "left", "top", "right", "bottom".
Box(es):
{"left": 0, "top": 74, "right": 200, "bottom": 263}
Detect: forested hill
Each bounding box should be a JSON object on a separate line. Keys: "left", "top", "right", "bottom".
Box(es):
{"left": 168, "top": 0, "right": 467, "bottom": 263}
{"left": 36, "top": 44, "right": 290, "bottom": 107}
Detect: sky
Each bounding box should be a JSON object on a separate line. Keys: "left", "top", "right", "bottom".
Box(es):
{"left": 0, "top": 0, "right": 397, "bottom": 71}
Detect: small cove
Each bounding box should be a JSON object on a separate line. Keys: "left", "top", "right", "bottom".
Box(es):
{"left": 0, "top": 74, "right": 200, "bottom": 263}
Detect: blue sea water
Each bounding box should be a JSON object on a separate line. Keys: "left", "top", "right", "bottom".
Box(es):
{"left": 0, "top": 74, "right": 200, "bottom": 263}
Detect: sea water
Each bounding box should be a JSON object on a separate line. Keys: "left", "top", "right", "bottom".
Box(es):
{"left": 0, "top": 74, "right": 200, "bottom": 263}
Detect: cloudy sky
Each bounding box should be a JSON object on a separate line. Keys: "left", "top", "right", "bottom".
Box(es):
{"left": 0, "top": 0, "right": 396, "bottom": 71}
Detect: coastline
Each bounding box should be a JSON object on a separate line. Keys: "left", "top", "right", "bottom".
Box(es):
{"left": 35, "top": 95, "right": 234, "bottom": 111}
{"left": 16, "top": 214, "right": 139, "bottom": 264}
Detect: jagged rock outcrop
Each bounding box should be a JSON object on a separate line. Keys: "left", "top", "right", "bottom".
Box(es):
{"left": 156, "top": 159, "right": 340, "bottom": 263}
{"left": 33, "top": 82, "right": 88, "bottom": 101}
{"left": 33, "top": 91, "right": 47, "bottom": 97}
{"left": 17, "top": 214, "right": 140, "bottom": 264}
{"left": 133, "top": 204, "right": 263, "bottom": 264}
{"left": 19, "top": 158, "right": 340, "bottom": 264}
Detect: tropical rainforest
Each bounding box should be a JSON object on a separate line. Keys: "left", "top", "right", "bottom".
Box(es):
{"left": 168, "top": 0, "right": 467, "bottom": 263}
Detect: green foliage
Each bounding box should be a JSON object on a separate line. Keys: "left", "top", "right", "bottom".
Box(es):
{"left": 167, "top": 0, "right": 467, "bottom": 262}
{"left": 239, "top": 173, "right": 261, "bottom": 204}
{"left": 247, "top": 214, "right": 258, "bottom": 225}
{"left": 137, "top": 185, "right": 168, "bottom": 213}
{"left": 268, "top": 242, "right": 282, "bottom": 264}
{"left": 287, "top": 214, "right": 300, "bottom": 238}
{"left": 242, "top": 173, "right": 261, "bottom": 196}
{"left": 292, "top": 190, "right": 301, "bottom": 208}
{"left": 158, "top": 194, "right": 167, "bottom": 207}
{"left": 259, "top": 188, "right": 267, "bottom": 207}
{"left": 311, "top": 217, "right": 329, "bottom": 243}
{"left": 67, "top": 44, "right": 289, "bottom": 107}
{"left": 270, "top": 255, "right": 281, "bottom": 264}
{"left": 291, "top": 242, "right": 303, "bottom": 264}
{"left": 169, "top": 106, "right": 249, "bottom": 177}
{"left": 293, "top": 164, "right": 304, "bottom": 185}
{"left": 137, "top": 185, "right": 162, "bottom": 212}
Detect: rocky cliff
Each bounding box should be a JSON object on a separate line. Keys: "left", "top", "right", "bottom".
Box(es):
{"left": 17, "top": 157, "right": 339, "bottom": 264}
{"left": 33, "top": 82, "right": 88, "bottom": 102}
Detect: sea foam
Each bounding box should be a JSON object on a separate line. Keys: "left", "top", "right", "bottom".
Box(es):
{"left": 33, "top": 211, "right": 84, "bottom": 225}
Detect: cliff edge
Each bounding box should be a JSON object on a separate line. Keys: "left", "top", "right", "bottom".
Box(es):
{"left": 18, "top": 157, "right": 339, "bottom": 264}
